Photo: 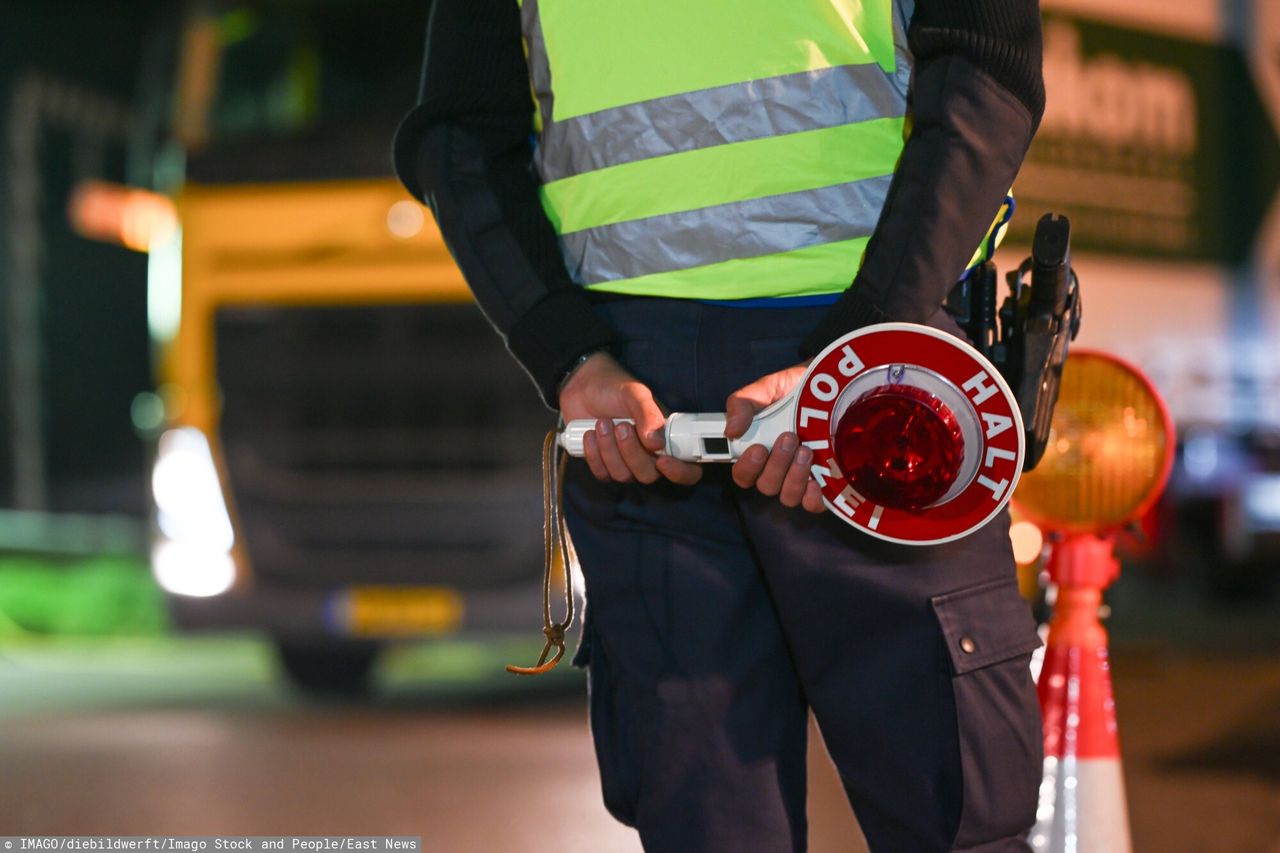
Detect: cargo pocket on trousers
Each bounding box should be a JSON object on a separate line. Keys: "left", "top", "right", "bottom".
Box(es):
{"left": 930, "top": 577, "right": 1044, "bottom": 848}
{"left": 577, "top": 620, "right": 643, "bottom": 827}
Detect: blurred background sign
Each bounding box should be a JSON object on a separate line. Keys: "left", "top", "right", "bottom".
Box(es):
{"left": 1009, "top": 12, "right": 1280, "bottom": 263}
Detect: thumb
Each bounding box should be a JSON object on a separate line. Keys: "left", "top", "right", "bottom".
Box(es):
{"left": 724, "top": 382, "right": 772, "bottom": 439}
{"left": 620, "top": 382, "right": 667, "bottom": 451}
{"left": 725, "top": 364, "right": 808, "bottom": 438}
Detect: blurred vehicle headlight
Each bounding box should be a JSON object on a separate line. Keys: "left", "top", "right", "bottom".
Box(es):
{"left": 1244, "top": 474, "right": 1280, "bottom": 532}
{"left": 151, "top": 427, "right": 236, "bottom": 597}
{"left": 152, "top": 541, "right": 236, "bottom": 598}
{"left": 1009, "top": 520, "right": 1044, "bottom": 565}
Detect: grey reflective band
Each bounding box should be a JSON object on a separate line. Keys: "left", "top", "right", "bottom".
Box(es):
{"left": 520, "top": 0, "right": 554, "bottom": 132}
{"left": 560, "top": 174, "right": 895, "bottom": 285}
{"left": 535, "top": 63, "right": 909, "bottom": 183}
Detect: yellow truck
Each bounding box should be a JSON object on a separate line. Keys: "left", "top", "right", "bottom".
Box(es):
{"left": 139, "top": 0, "right": 549, "bottom": 692}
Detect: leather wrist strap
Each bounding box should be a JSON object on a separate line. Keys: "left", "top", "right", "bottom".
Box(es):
{"left": 505, "top": 430, "right": 577, "bottom": 675}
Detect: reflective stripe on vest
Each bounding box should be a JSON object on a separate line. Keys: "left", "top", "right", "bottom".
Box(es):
{"left": 521, "top": 0, "right": 914, "bottom": 300}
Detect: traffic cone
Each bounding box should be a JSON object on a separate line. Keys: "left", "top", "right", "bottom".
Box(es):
{"left": 1029, "top": 534, "right": 1133, "bottom": 853}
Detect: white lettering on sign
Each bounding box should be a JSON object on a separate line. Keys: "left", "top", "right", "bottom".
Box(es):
{"left": 985, "top": 446, "right": 1018, "bottom": 468}
{"left": 809, "top": 373, "right": 839, "bottom": 402}
{"left": 1041, "top": 22, "right": 1196, "bottom": 155}
{"left": 838, "top": 345, "right": 865, "bottom": 377}
{"left": 977, "top": 474, "right": 1010, "bottom": 502}
{"left": 868, "top": 505, "right": 884, "bottom": 530}
{"left": 963, "top": 371, "right": 1000, "bottom": 406}
{"left": 810, "top": 462, "right": 833, "bottom": 488}
{"left": 833, "top": 493, "right": 859, "bottom": 518}
{"left": 799, "top": 406, "right": 829, "bottom": 429}
{"left": 803, "top": 439, "right": 830, "bottom": 451}
{"left": 981, "top": 412, "right": 1014, "bottom": 439}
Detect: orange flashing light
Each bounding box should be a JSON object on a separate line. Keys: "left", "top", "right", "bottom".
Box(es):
{"left": 1014, "top": 350, "right": 1175, "bottom": 534}
{"left": 68, "top": 180, "right": 178, "bottom": 253}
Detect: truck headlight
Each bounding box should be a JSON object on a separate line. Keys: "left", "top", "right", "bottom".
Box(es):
{"left": 151, "top": 427, "right": 236, "bottom": 597}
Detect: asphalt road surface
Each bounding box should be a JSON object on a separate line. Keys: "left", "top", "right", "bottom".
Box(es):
{"left": 1, "top": 614, "right": 1278, "bottom": 852}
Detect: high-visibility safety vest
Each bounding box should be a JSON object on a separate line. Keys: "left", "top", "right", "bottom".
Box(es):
{"left": 519, "top": 0, "right": 915, "bottom": 301}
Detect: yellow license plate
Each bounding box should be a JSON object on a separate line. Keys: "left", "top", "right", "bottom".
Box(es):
{"left": 334, "top": 586, "right": 464, "bottom": 638}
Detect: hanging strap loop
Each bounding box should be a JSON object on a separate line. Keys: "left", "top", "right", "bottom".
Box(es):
{"left": 506, "top": 430, "right": 577, "bottom": 676}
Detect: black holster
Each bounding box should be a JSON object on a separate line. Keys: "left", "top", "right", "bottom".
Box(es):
{"left": 946, "top": 213, "right": 1082, "bottom": 471}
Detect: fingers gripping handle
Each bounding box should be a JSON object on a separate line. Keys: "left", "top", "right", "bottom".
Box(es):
{"left": 558, "top": 397, "right": 795, "bottom": 463}
{"left": 557, "top": 419, "right": 617, "bottom": 457}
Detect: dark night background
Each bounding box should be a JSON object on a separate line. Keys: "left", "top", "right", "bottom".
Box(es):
{"left": 0, "top": 0, "right": 172, "bottom": 514}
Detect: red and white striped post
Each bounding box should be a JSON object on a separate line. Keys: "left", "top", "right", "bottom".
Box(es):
{"left": 1015, "top": 350, "right": 1175, "bottom": 852}
{"left": 1029, "top": 533, "right": 1132, "bottom": 853}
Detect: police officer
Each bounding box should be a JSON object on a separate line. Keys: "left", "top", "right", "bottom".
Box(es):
{"left": 396, "top": 1, "right": 1046, "bottom": 850}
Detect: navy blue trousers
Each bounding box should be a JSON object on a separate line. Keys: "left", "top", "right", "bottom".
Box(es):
{"left": 565, "top": 298, "right": 1043, "bottom": 853}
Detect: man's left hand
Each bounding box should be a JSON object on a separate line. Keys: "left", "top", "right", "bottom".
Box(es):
{"left": 725, "top": 364, "right": 824, "bottom": 514}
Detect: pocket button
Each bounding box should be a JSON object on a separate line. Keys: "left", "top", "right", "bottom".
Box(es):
{"left": 959, "top": 636, "right": 977, "bottom": 654}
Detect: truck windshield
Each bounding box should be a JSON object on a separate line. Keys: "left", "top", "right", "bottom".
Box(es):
{"left": 188, "top": 0, "right": 428, "bottom": 183}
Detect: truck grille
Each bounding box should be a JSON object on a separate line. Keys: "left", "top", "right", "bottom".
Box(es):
{"left": 215, "top": 303, "right": 552, "bottom": 588}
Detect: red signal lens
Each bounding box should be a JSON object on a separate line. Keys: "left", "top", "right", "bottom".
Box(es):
{"left": 834, "top": 385, "right": 965, "bottom": 510}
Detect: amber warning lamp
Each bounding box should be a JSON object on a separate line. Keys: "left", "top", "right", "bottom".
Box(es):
{"left": 1014, "top": 350, "right": 1174, "bottom": 535}
{"left": 1016, "top": 350, "right": 1174, "bottom": 853}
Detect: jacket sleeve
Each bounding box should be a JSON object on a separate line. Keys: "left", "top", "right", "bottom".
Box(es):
{"left": 800, "top": 0, "right": 1046, "bottom": 357}
{"left": 392, "top": 0, "right": 617, "bottom": 409}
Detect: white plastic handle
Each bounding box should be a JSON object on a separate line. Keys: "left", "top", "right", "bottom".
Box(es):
{"left": 558, "top": 394, "right": 797, "bottom": 463}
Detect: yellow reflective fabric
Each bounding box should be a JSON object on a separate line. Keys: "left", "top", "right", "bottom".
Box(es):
{"left": 525, "top": 0, "right": 906, "bottom": 299}
{"left": 966, "top": 194, "right": 1015, "bottom": 271}
{"left": 537, "top": 0, "right": 897, "bottom": 121}
{"left": 540, "top": 118, "right": 906, "bottom": 235}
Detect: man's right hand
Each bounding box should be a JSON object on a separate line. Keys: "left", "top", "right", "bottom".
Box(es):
{"left": 558, "top": 352, "right": 702, "bottom": 486}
